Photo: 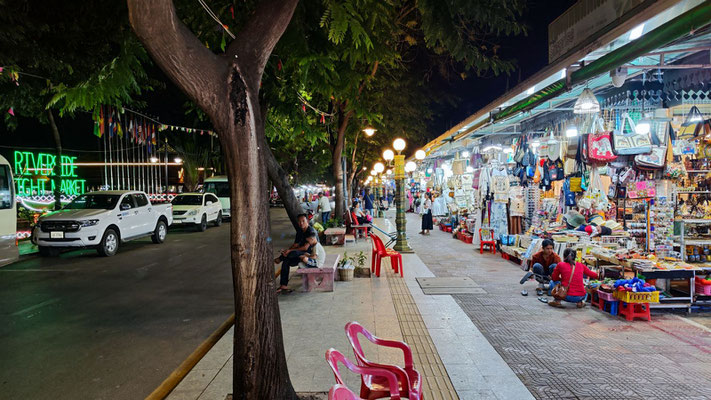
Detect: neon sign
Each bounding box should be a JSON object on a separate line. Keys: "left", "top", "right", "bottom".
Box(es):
{"left": 13, "top": 151, "right": 87, "bottom": 196}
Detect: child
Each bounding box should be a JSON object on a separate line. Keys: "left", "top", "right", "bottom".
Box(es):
{"left": 300, "top": 235, "right": 326, "bottom": 268}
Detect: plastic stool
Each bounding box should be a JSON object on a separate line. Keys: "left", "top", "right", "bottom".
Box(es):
{"left": 602, "top": 300, "right": 619, "bottom": 316}
{"left": 619, "top": 301, "right": 651, "bottom": 321}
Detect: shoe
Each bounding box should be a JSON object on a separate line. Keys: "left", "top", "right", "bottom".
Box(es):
{"left": 520, "top": 271, "right": 534, "bottom": 284}
{"left": 536, "top": 288, "right": 544, "bottom": 296}
{"left": 577, "top": 302, "right": 586, "bottom": 308}
{"left": 521, "top": 290, "right": 528, "bottom": 296}
{"left": 548, "top": 301, "right": 564, "bottom": 308}
{"left": 537, "top": 297, "right": 548, "bottom": 303}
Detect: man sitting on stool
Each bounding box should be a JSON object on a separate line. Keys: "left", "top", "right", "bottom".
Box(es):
{"left": 275, "top": 213, "right": 317, "bottom": 294}
{"left": 530, "top": 239, "right": 561, "bottom": 296}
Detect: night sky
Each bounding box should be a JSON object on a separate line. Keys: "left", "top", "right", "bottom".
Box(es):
{"left": 1, "top": 0, "right": 578, "bottom": 153}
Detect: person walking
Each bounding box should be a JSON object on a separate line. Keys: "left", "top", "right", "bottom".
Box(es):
{"left": 363, "top": 188, "right": 374, "bottom": 216}
{"left": 317, "top": 192, "right": 331, "bottom": 224}
{"left": 420, "top": 192, "right": 433, "bottom": 235}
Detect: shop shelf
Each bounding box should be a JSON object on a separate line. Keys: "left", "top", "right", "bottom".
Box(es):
{"left": 685, "top": 170, "right": 711, "bottom": 173}
{"left": 680, "top": 219, "right": 711, "bottom": 224}
{"left": 683, "top": 239, "right": 711, "bottom": 245}
{"left": 614, "top": 290, "right": 660, "bottom": 304}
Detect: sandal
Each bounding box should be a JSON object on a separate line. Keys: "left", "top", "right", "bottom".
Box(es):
{"left": 276, "top": 288, "right": 293, "bottom": 294}
{"left": 577, "top": 302, "right": 586, "bottom": 308}
{"left": 548, "top": 301, "right": 565, "bottom": 308}
{"left": 536, "top": 288, "right": 544, "bottom": 296}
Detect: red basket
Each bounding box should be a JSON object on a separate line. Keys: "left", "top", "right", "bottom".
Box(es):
{"left": 463, "top": 234, "right": 473, "bottom": 244}
{"left": 695, "top": 282, "right": 711, "bottom": 296}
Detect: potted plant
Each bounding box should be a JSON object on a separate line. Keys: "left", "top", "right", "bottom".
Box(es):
{"left": 337, "top": 251, "right": 355, "bottom": 281}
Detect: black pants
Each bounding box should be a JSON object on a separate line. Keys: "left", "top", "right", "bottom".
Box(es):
{"left": 279, "top": 251, "right": 307, "bottom": 286}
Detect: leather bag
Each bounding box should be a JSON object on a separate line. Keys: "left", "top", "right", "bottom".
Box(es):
{"left": 552, "top": 262, "right": 577, "bottom": 301}
{"left": 678, "top": 106, "right": 707, "bottom": 140}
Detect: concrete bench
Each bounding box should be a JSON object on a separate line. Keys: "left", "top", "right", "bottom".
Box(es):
{"left": 324, "top": 228, "right": 346, "bottom": 246}
{"left": 296, "top": 254, "right": 340, "bottom": 292}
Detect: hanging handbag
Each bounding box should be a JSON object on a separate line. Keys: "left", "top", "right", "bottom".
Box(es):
{"left": 587, "top": 117, "right": 616, "bottom": 162}
{"left": 552, "top": 262, "right": 577, "bottom": 301}
{"left": 634, "top": 147, "right": 666, "bottom": 169}
{"left": 612, "top": 113, "right": 652, "bottom": 155}
{"left": 546, "top": 130, "right": 561, "bottom": 161}
{"left": 514, "top": 137, "right": 526, "bottom": 164}
{"left": 677, "top": 106, "right": 706, "bottom": 140}
{"left": 627, "top": 180, "right": 656, "bottom": 199}
{"left": 555, "top": 159, "right": 565, "bottom": 181}
{"left": 563, "top": 179, "right": 576, "bottom": 206}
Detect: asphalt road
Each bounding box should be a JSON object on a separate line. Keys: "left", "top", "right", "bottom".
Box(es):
{"left": 0, "top": 211, "right": 292, "bottom": 400}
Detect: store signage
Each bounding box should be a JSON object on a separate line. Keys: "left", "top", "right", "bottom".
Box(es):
{"left": 13, "top": 151, "right": 86, "bottom": 196}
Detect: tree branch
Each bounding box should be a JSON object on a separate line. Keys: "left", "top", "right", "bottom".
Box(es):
{"left": 226, "top": 0, "right": 299, "bottom": 84}
{"left": 127, "top": 0, "right": 228, "bottom": 119}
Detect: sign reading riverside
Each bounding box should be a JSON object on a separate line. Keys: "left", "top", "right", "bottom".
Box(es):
{"left": 13, "top": 151, "right": 86, "bottom": 196}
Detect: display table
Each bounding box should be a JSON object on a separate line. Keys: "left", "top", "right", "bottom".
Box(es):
{"left": 633, "top": 267, "right": 696, "bottom": 312}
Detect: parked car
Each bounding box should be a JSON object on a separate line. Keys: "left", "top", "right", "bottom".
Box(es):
{"left": 171, "top": 192, "right": 222, "bottom": 231}
{"left": 203, "top": 175, "right": 231, "bottom": 219}
{"left": 33, "top": 190, "right": 173, "bottom": 257}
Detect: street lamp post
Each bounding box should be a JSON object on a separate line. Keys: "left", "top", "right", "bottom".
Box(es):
{"left": 373, "top": 162, "right": 385, "bottom": 218}
{"left": 392, "top": 138, "right": 413, "bottom": 253}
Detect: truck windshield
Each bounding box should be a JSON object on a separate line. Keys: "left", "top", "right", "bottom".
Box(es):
{"left": 204, "top": 182, "right": 230, "bottom": 198}
{"left": 65, "top": 194, "right": 121, "bottom": 210}
{"left": 0, "top": 165, "right": 12, "bottom": 210}
{"left": 172, "top": 195, "right": 203, "bottom": 206}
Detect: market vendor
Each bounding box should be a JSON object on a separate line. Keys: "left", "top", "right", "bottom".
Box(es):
{"left": 549, "top": 248, "right": 599, "bottom": 309}
{"left": 530, "top": 239, "right": 561, "bottom": 296}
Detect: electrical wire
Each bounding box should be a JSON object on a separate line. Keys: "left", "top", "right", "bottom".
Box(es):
{"left": 197, "top": 0, "right": 236, "bottom": 39}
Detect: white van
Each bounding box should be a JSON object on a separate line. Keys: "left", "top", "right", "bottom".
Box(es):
{"left": 203, "top": 175, "right": 231, "bottom": 219}
{"left": 0, "top": 154, "right": 18, "bottom": 267}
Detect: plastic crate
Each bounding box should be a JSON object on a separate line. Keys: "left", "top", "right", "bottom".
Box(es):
{"left": 463, "top": 234, "right": 473, "bottom": 244}
{"left": 695, "top": 282, "right": 711, "bottom": 296}
{"left": 614, "top": 290, "right": 659, "bottom": 304}
{"left": 597, "top": 290, "right": 616, "bottom": 302}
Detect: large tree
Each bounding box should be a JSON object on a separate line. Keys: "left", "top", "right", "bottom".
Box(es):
{"left": 126, "top": 1, "right": 299, "bottom": 397}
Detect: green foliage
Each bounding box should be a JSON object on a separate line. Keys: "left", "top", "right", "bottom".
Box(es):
{"left": 324, "top": 217, "right": 343, "bottom": 229}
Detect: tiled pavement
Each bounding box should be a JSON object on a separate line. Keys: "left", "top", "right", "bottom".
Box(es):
{"left": 404, "top": 213, "right": 711, "bottom": 399}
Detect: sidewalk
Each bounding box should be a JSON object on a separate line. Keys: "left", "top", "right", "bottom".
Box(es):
{"left": 166, "top": 210, "right": 533, "bottom": 400}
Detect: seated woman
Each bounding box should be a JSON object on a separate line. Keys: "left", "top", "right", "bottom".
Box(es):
{"left": 548, "top": 248, "right": 598, "bottom": 309}
{"left": 299, "top": 236, "right": 326, "bottom": 268}
{"left": 351, "top": 206, "right": 369, "bottom": 225}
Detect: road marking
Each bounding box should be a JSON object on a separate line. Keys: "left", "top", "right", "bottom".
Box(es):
{"left": 196, "top": 244, "right": 208, "bottom": 249}
{"left": 11, "top": 298, "right": 60, "bottom": 316}
{"left": 0, "top": 269, "right": 79, "bottom": 272}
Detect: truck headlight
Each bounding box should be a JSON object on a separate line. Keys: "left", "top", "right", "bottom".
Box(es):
{"left": 187, "top": 209, "right": 198, "bottom": 216}
{"left": 79, "top": 219, "right": 100, "bottom": 227}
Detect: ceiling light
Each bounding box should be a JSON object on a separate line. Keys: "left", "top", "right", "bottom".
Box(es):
{"left": 531, "top": 141, "right": 541, "bottom": 149}
{"left": 150, "top": 157, "right": 158, "bottom": 163}
{"left": 526, "top": 87, "right": 535, "bottom": 95}
{"left": 426, "top": 168, "right": 433, "bottom": 174}
{"left": 573, "top": 88, "right": 600, "bottom": 114}
{"left": 174, "top": 157, "right": 182, "bottom": 163}
{"left": 629, "top": 24, "right": 644, "bottom": 40}
{"left": 635, "top": 121, "right": 651, "bottom": 135}
{"left": 461, "top": 150, "right": 470, "bottom": 158}
{"left": 503, "top": 148, "right": 514, "bottom": 154}
{"left": 482, "top": 145, "right": 502, "bottom": 152}
{"left": 566, "top": 127, "right": 579, "bottom": 137}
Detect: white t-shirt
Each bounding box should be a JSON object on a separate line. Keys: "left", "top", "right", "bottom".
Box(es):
{"left": 318, "top": 196, "right": 332, "bottom": 212}
{"left": 314, "top": 242, "right": 326, "bottom": 267}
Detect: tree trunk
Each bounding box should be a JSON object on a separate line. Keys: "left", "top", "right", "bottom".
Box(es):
{"left": 262, "top": 136, "right": 304, "bottom": 230}
{"left": 332, "top": 108, "right": 352, "bottom": 220}
{"left": 127, "top": 1, "right": 299, "bottom": 398}
{"left": 47, "top": 109, "right": 62, "bottom": 210}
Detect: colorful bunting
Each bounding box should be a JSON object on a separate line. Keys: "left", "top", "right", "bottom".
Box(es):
{"left": 8, "top": 107, "right": 14, "bottom": 116}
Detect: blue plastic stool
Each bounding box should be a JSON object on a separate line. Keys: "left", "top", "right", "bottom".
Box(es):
{"left": 603, "top": 300, "right": 619, "bottom": 316}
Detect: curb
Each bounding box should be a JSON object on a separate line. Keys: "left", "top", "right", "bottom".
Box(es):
{"left": 145, "top": 313, "right": 236, "bottom": 400}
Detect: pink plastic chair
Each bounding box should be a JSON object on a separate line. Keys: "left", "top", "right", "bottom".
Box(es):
{"left": 345, "top": 322, "right": 422, "bottom": 400}
{"left": 325, "top": 348, "right": 401, "bottom": 400}
{"left": 329, "top": 384, "right": 360, "bottom": 400}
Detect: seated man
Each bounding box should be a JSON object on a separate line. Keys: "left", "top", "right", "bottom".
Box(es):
{"left": 530, "top": 239, "right": 561, "bottom": 296}
{"left": 275, "top": 213, "right": 317, "bottom": 293}
{"left": 299, "top": 236, "right": 326, "bottom": 268}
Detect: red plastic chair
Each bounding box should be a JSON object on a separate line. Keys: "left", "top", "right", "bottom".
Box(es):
{"left": 350, "top": 212, "right": 370, "bottom": 238}
{"left": 479, "top": 228, "right": 496, "bottom": 255}
{"left": 329, "top": 384, "right": 360, "bottom": 400}
{"left": 345, "top": 322, "right": 422, "bottom": 400}
{"left": 371, "top": 234, "right": 403, "bottom": 277}
{"left": 325, "top": 348, "right": 401, "bottom": 400}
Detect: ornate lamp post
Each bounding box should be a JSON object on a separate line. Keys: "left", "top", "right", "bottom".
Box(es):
{"left": 391, "top": 138, "right": 413, "bottom": 253}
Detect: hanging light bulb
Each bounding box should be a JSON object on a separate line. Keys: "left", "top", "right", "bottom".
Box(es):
{"left": 573, "top": 88, "right": 600, "bottom": 114}
{"left": 462, "top": 150, "right": 470, "bottom": 158}
{"left": 635, "top": 120, "right": 651, "bottom": 135}
{"left": 566, "top": 126, "right": 579, "bottom": 137}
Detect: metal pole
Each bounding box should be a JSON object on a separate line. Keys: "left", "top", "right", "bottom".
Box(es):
{"left": 393, "top": 154, "right": 413, "bottom": 253}
{"left": 165, "top": 137, "right": 169, "bottom": 195}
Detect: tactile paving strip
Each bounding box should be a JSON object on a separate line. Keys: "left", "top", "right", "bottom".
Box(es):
{"left": 385, "top": 268, "right": 460, "bottom": 400}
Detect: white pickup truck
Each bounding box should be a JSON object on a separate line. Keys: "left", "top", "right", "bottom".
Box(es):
{"left": 33, "top": 190, "right": 173, "bottom": 257}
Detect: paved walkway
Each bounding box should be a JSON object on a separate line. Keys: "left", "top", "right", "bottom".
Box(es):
{"left": 167, "top": 210, "right": 532, "bottom": 399}
{"left": 405, "top": 213, "right": 711, "bottom": 399}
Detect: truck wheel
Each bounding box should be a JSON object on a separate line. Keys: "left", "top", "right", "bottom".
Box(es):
{"left": 97, "top": 229, "right": 119, "bottom": 257}
{"left": 197, "top": 214, "right": 207, "bottom": 232}
{"left": 38, "top": 246, "right": 59, "bottom": 257}
{"left": 151, "top": 220, "right": 167, "bottom": 244}
{"left": 214, "top": 212, "right": 222, "bottom": 227}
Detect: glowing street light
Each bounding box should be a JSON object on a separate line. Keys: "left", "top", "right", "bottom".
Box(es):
{"left": 363, "top": 126, "right": 377, "bottom": 137}
{"left": 415, "top": 149, "right": 426, "bottom": 160}
{"left": 374, "top": 162, "right": 385, "bottom": 173}
{"left": 393, "top": 138, "right": 406, "bottom": 153}
{"left": 383, "top": 149, "right": 395, "bottom": 162}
